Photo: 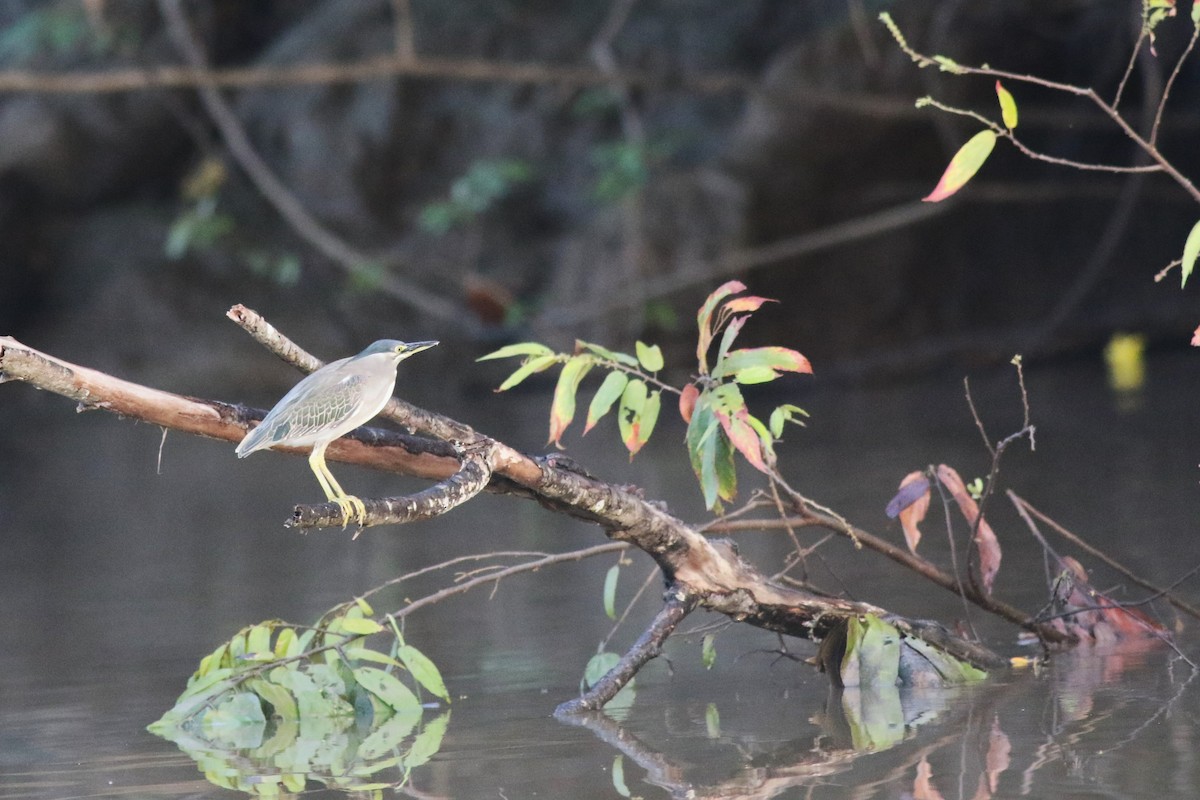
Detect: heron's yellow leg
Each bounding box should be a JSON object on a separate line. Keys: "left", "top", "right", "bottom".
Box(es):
{"left": 308, "top": 444, "right": 366, "bottom": 527}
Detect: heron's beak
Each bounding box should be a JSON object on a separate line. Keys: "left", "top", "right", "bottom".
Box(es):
{"left": 402, "top": 340, "right": 439, "bottom": 357}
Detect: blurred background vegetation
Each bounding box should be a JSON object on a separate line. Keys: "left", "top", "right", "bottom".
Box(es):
{"left": 2, "top": 0, "right": 1198, "bottom": 389}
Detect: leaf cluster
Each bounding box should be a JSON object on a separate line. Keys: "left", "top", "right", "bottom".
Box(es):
{"left": 480, "top": 281, "right": 813, "bottom": 510}
{"left": 149, "top": 599, "right": 450, "bottom": 793}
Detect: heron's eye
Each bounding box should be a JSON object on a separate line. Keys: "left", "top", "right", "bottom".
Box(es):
{"left": 395, "top": 345, "right": 404, "bottom": 353}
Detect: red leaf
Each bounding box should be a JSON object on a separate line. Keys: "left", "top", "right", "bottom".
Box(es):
{"left": 714, "top": 408, "right": 767, "bottom": 473}
{"left": 679, "top": 383, "right": 699, "bottom": 423}
{"left": 936, "top": 465, "right": 1001, "bottom": 593}
{"left": 889, "top": 472, "right": 930, "bottom": 554}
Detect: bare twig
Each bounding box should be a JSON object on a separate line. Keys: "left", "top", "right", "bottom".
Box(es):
{"left": 1008, "top": 491, "right": 1200, "bottom": 621}
{"left": 157, "top": 0, "right": 461, "bottom": 323}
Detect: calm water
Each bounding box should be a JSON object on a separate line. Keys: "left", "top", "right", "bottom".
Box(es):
{"left": 3, "top": 346, "right": 1200, "bottom": 798}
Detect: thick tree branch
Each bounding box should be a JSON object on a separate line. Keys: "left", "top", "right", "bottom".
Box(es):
{"left": 0, "top": 328, "right": 1006, "bottom": 681}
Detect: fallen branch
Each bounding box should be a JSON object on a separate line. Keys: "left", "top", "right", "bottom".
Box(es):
{"left": 0, "top": 323, "right": 1007, "bottom": 696}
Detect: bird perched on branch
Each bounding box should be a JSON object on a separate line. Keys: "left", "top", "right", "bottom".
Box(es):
{"left": 236, "top": 339, "right": 438, "bottom": 526}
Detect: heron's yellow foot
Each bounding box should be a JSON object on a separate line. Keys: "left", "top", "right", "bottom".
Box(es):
{"left": 330, "top": 493, "right": 368, "bottom": 528}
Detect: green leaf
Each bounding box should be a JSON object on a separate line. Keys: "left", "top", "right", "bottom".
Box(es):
{"left": 354, "top": 596, "right": 375, "bottom": 616}
{"left": 548, "top": 355, "right": 594, "bottom": 445}
{"left": 246, "top": 624, "right": 273, "bottom": 657}
{"left": 769, "top": 403, "right": 809, "bottom": 439}
{"left": 344, "top": 647, "right": 403, "bottom": 668}
{"left": 701, "top": 634, "right": 716, "bottom": 670}
{"left": 583, "top": 652, "right": 620, "bottom": 689}
{"left": 584, "top": 371, "right": 629, "bottom": 433}
{"left": 353, "top": 666, "right": 422, "bottom": 712}
{"left": 713, "top": 346, "right": 813, "bottom": 379}
{"left": 341, "top": 617, "right": 384, "bottom": 636}
{"left": 635, "top": 341, "right": 664, "bottom": 371}
{"left": 995, "top": 80, "right": 1018, "bottom": 129}
{"left": 923, "top": 130, "right": 996, "bottom": 203}
{"left": 397, "top": 643, "right": 450, "bottom": 702}
{"left": 576, "top": 340, "right": 639, "bottom": 367}
{"left": 603, "top": 564, "right": 620, "bottom": 620}
{"left": 404, "top": 711, "right": 451, "bottom": 770}
{"left": 715, "top": 315, "right": 747, "bottom": 365}
{"left": 273, "top": 628, "right": 299, "bottom": 658}
{"left": 1181, "top": 218, "right": 1200, "bottom": 288}
{"left": 618, "top": 378, "right": 648, "bottom": 454}
{"left": 496, "top": 354, "right": 558, "bottom": 392}
{"left": 246, "top": 677, "right": 299, "bottom": 720}
{"left": 637, "top": 391, "right": 661, "bottom": 446}
{"left": 705, "top": 703, "right": 721, "bottom": 738}
{"left": 477, "top": 342, "right": 555, "bottom": 361}
{"left": 731, "top": 366, "right": 781, "bottom": 384}
{"left": 612, "top": 755, "right": 631, "bottom": 797}
{"left": 840, "top": 615, "right": 900, "bottom": 688}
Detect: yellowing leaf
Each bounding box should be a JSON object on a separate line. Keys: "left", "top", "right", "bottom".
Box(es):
{"left": 548, "top": 355, "right": 593, "bottom": 446}
{"left": 635, "top": 341, "right": 664, "bottom": 371}
{"left": 995, "top": 80, "right": 1018, "bottom": 129}
{"left": 922, "top": 130, "right": 996, "bottom": 203}
{"left": 397, "top": 643, "right": 450, "bottom": 701}
{"left": 476, "top": 342, "right": 554, "bottom": 361}
{"left": 496, "top": 354, "right": 558, "bottom": 391}
{"left": 1181, "top": 218, "right": 1200, "bottom": 287}
{"left": 341, "top": 617, "right": 384, "bottom": 636}
{"left": 732, "top": 366, "right": 780, "bottom": 384}
{"left": 584, "top": 371, "right": 629, "bottom": 433}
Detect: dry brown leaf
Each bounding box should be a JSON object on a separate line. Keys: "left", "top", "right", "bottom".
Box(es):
{"left": 936, "top": 464, "right": 1002, "bottom": 593}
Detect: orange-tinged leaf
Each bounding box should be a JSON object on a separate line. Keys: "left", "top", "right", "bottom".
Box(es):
{"left": 618, "top": 378, "right": 648, "bottom": 455}
{"left": 679, "top": 383, "right": 699, "bottom": 423}
{"left": 936, "top": 464, "right": 1001, "bottom": 592}
{"left": 548, "top": 355, "right": 593, "bottom": 446}
{"left": 995, "top": 80, "right": 1018, "bottom": 129}
{"left": 696, "top": 281, "right": 747, "bottom": 373}
{"left": 888, "top": 471, "right": 930, "bottom": 554}
{"left": 722, "top": 295, "right": 776, "bottom": 313}
{"left": 922, "top": 130, "right": 996, "bottom": 203}
{"left": 712, "top": 346, "right": 812, "bottom": 379}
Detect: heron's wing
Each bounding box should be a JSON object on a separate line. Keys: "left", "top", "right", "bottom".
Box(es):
{"left": 237, "top": 358, "right": 370, "bottom": 454}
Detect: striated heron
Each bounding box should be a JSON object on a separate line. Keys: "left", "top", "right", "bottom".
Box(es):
{"left": 236, "top": 339, "right": 438, "bottom": 526}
